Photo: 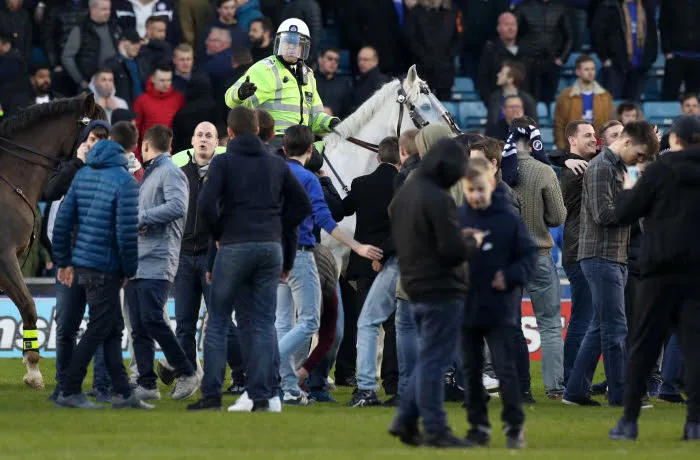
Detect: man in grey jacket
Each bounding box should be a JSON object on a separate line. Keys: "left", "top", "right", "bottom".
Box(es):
{"left": 126, "top": 124, "right": 200, "bottom": 402}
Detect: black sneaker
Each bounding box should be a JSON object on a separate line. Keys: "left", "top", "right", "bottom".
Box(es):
{"left": 388, "top": 417, "right": 421, "bottom": 446}
{"left": 590, "top": 381, "right": 607, "bottom": 396}
{"left": 225, "top": 383, "right": 246, "bottom": 395}
{"left": 346, "top": 389, "right": 381, "bottom": 407}
{"left": 423, "top": 429, "right": 469, "bottom": 448}
{"left": 464, "top": 426, "right": 491, "bottom": 447}
{"left": 521, "top": 391, "right": 536, "bottom": 405}
{"left": 382, "top": 395, "right": 400, "bottom": 407}
{"left": 659, "top": 393, "right": 686, "bottom": 404}
{"left": 186, "top": 396, "right": 222, "bottom": 411}
{"left": 336, "top": 376, "right": 357, "bottom": 387}
{"left": 562, "top": 396, "right": 601, "bottom": 406}
{"left": 682, "top": 423, "right": 700, "bottom": 441}
{"left": 609, "top": 418, "right": 638, "bottom": 440}
{"left": 505, "top": 425, "right": 527, "bottom": 449}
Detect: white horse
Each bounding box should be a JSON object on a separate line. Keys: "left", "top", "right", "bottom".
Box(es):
{"left": 320, "top": 65, "right": 459, "bottom": 272}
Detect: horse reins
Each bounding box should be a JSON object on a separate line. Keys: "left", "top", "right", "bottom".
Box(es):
{"left": 324, "top": 83, "right": 433, "bottom": 193}
{"left": 0, "top": 116, "right": 91, "bottom": 268}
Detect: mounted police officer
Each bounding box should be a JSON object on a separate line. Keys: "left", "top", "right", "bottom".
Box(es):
{"left": 225, "top": 18, "right": 340, "bottom": 148}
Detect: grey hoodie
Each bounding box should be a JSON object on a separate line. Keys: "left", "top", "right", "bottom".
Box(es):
{"left": 88, "top": 76, "right": 128, "bottom": 122}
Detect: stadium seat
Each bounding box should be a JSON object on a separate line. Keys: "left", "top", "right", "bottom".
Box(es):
{"left": 442, "top": 101, "right": 458, "bottom": 123}
{"left": 451, "top": 77, "right": 477, "bottom": 100}
{"left": 339, "top": 49, "right": 350, "bottom": 74}
{"left": 320, "top": 28, "right": 340, "bottom": 48}
{"left": 651, "top": 53, "right": 665, "bottom": 70}
{"left": 458, "top": 101, "right": 487, "bottom": 127}
{"left": 537, "top": 102, "right": 550, "bottom": 120}
{"left": 540, "top": 126, "right": 554, "bottom": 149}
{"left": 643, "top": 101, "right": 679, "bottom": 126}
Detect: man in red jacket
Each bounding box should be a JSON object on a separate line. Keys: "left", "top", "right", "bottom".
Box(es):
{"left": 133, "top": 63, "right": 185, "bottom": 161}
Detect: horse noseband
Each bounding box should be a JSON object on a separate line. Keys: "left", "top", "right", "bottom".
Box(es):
{"left": 396, "top": 87, "right": 429, "bottom": 137}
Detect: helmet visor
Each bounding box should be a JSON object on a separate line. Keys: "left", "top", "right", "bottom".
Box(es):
{"left": 274, "top": 31, "right": 310, "bottom": 61}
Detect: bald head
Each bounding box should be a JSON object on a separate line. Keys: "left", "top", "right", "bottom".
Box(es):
{"left": 497, "top": 12, "right": 518, "bottom": 44}
{"left": 192, "top": 122, "right": 218, "bottom": 163}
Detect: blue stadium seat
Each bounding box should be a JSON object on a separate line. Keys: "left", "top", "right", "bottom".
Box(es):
{"left": 651, "top": 53, "right": 665, "bottom": 70}
{"left": 320, "top": 28, "right": 340, "bottom": 48}
{"left": 549, "top": 102, "right": 557, "bottom": 117}
{"left": 643, "top": 101, "right": 679, "bottom": 126}
{"left": 459, "top": 101, "right": 487, "bottom": 127}
{"left": 442, "top": 101, "right": 458, "bottom": 122}
{"left": 339, "top": 49, "right": 350, "bottom": 73}
{"left": 537, "top": 102, "right": 549, "bottom": 119}
{"left": 540, "top": 127, "right": 554, "bottom": 149}
{"left": 451, "top": 77, "right": 477, "bottom": 100}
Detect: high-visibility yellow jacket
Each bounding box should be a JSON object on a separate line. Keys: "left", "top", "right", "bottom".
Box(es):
{"left": 225, "top": 55, "right": 334, "bottom": 136}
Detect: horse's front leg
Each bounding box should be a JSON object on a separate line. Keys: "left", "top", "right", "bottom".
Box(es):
{"left": 0, "top": 251, "right": 44, "bottom": 389}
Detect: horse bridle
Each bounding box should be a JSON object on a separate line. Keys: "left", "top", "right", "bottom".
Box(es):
{"left": 0, "top": 116, "right": 93, "bottom": 266}
{"left": 323, "top": 82, "right": 460, "bottom": 193}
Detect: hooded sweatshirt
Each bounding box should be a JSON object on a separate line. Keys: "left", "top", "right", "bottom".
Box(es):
{"left": 390, "top": 138, "right": 478, "bottom": 302}
{"left": 88, "top": 76, "right": 129, "bottom": 122}
{"left": 133, "top": 78, "right": 185, "bottom": 160}
{"left": 52, "top": 140, "right": 139, "bottom": 277}
{"left": 459, "top": 192, "right": 538, "bottom": 327}
{"left": 615, "top": 148, "right": 700, "bottom": 277}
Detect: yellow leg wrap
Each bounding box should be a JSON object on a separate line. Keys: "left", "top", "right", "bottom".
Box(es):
{"left": 23, "top": 329, "right": 39, "bottom": 352}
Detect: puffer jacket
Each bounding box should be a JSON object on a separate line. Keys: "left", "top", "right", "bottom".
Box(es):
{"left": 135, "top": 153, "right": 189, "bottom": 282}
{"left": 514, "top": 0, "right": 573, "bottom": 61}
{"left": 42, "top": 0, "right": 89, "bottom": 67}
{"left": 52, "top": 140, "right": 139, "bottom": 277}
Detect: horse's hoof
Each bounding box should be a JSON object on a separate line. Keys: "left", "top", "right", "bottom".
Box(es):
{"left": 23, "top": 371, "right": 45, "bottom": 389}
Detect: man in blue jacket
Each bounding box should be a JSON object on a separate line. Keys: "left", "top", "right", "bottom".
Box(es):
{"left": 53, "top": 139, "right": 149, "bottom": 410}
{"left": 187, "top": 107, "right": 312, "bottom": 412}
{"left": 459, "top": 157, "right": 537, "bottom": 449}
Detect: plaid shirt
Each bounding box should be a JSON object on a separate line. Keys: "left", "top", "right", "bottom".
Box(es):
{"left": 578, "top": 147, "right": 630, "bottom": 263}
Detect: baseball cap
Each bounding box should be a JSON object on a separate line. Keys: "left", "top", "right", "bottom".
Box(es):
{"left": 668, "top": 115, "right": 700, "bottom": 145}
{"left": 120, "top": 28, "right": 141, "bottom": 44}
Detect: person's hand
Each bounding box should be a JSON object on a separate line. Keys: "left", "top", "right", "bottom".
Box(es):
{"left": 54, "top": 65, "right": 63, "bottom": 73}
{"left": 491, "top": 270, "right": 507, "bottom": 291}
{"left": 329, "top": 117, "right": 341, "bottom": 129}
{"left": 57, "top": 267, "right": 74, "bottom": 287}
{"left": 654, "top": 124, "right": 662, "bottom": 142}
{"left": 237, "top": 76, "right": 257, "bottom": 100}
{"left": 554, "top": 58, "right": 563, "bottom": 66}
{"left": 603, "top": 59, "right": 612, "bottom": 68}
{"left": 665, "top": 53, "right": 674, "bottom": 60}
{"left": 462, "top": 228, "right": 486, "bottom": 248}
{"left": 623, "top": 171, "right": 636, "bottom": 190}
{"left": 104, "top": 97, "right": 120, "bottom": 110}
{"left": 355, "top": 244, "right": 383, "bottom": 261}
{"left": 316, "top": 169, "right": 328, "bottom": 178}
{"left": 80, "top": 80, "right": 89, "bottom": 89}
{"left": 34, "top": 5, "right": 45, "bottom": 23}
{"left": 206, "top": 272, "right": 212, "bottom": 285}
{"left": 295, "top": 366, "right": 309, "bottom": 386}
{"left": 372, "top": 260, "right": 383, "bottom": 272}
{"left": 76, "top": 142, "right": 89, "bottom": 162}
{"left": 216, "top": 241, "right": 220, "bottom": 249}
{"left": 564, "top": 158, "right": 588, "bottom": 175}
{"left": 45, "top": 261, "right": 54, "bottom": 271}
{"left": 280, "top": 270, "right": 290, "bottom": 282}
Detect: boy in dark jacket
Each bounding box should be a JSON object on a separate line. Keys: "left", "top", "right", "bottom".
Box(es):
{"left": 53, "top": 139, "right": 148, "bottom": 410}
{"left": 458, "top": 157, "right": 537, "bottom": 449}
{"left": 388, "top": 138, "right": 482, "bottom": 448}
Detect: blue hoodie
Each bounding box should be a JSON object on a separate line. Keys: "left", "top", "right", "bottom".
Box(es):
{"left": 53, "top": 140, "right": 140, "bottom": 277}
{"left": 459, "top": 189, "right": 538, "bottom": 327}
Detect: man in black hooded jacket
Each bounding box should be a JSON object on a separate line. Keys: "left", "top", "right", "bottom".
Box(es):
{"left": 388, "top": 138, "right": 483, "bottom": 448}
{"left": 609, "top": 115, "right": 700, "bottom": 442}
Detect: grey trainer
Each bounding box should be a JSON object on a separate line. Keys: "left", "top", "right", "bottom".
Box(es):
{"left": 171, "top": 374, "right": 200, "bottom": 401}
{"left": 133, "top": 385, "right": 161, "bottom": 401}
{"left": 112, "top": 394, "right": 155, "bottom": 410}
{"left": 55, "top": 393, "right": 104, "bottom": 409}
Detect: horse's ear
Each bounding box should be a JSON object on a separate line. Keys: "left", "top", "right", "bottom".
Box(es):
{"left": 405, "top": 65, "right": 418, "bottom": 87}
{"left": 83, "top": 92, "right": 96, "bottom": 114}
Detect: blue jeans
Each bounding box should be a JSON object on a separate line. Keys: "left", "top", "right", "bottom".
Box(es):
{"left": 309, "top": 282, "right": 344, "bottom": 391}
{"left": 127, "top": 279, "right": 195, "bottom": 390}
{"left": 201, "top": 242, "right": 282, "bottom": 400}
{"left": 526, "top": 253, "right": 564, "bottom": 394}
{"left": 357, "top": 257, "right": 399, "bottom": 391}
{"left": 61, "top": 269, "right": 131, "bottom": 398}
{"left": 396, "top": 299, "right": 463, "bottom": 435}
{"left": 660, "top": 334, "right": 684, "bottom": 396}
{"left": 395, "top": 298, "right": 419, "bottom": 398}
{"left": 565, "top": 257, "right": 628, "bottom": 404}
{"left": 563, "top": 262, "right": 593, "bottom": 386}
{"left": 276, "top": 250, "right": 321, "bottom": 394}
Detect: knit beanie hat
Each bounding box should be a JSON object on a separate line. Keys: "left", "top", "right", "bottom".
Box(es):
{"left": 78, "top": 120, "right": 111, "bottom": 144}
{"left": 415, "top": 124, "right": 454, "bottom": 157}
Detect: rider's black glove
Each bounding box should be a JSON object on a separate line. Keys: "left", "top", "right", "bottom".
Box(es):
{"left": 329, "top": 117, "right": 341, "bottom": 129}
{"left": 237, "top": 76, "right": 257, "bottom": 100}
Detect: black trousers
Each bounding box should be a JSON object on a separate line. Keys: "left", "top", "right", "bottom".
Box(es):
{"left": 662, "top": 56, "right": 700, "bottom": 101}
{"left": 623, "top": 273, "right": 700, "bottom": 424}
{"left": 463, "top": 325, "right": 525, "bottom": 429}
{"left": 625, "top": 274, "right": 662, "bottom": 386}
{"left": 523, "top": 56, "right": 561, "bottom": 105}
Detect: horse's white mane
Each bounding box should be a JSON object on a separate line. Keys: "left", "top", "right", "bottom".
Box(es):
{"left": 326, "top": 68, "right": 425, "bottom": 147}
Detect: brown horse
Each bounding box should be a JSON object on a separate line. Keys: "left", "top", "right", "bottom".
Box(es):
{"left": 0, "top": 93, "right": 106, "bottom": 388}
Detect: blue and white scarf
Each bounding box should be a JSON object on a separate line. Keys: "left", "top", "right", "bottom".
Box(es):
{"left": 501, "top": 124, "right": 550, "bottom": 186}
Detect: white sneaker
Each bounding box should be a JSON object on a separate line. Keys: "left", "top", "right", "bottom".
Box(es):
{"left": 268, "top": 396, "right": 282, "bottom": 413}
{"left": 133, "top": 385, "right": 161, "bottom": 401}
{"left": 171, "top": 374, "right": 200, "bottom": 401}
{"left": 228, "top": 392, "right": 253, "bottom": 412}
{"left": 483, "top": 374, "right": 500, "bottom": 391}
